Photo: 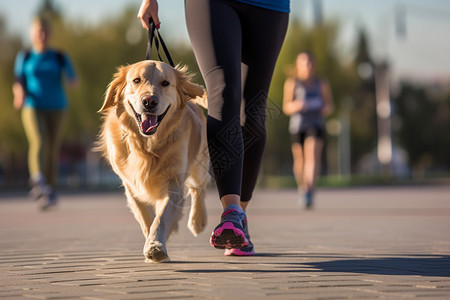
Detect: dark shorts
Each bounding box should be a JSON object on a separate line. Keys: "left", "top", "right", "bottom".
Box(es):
{"left": 291, "top": 126, "right": 325, "bottom": 146}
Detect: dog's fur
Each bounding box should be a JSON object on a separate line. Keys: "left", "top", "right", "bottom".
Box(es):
{"left": 97, "top": 60, "right": 209, "bottom": 262}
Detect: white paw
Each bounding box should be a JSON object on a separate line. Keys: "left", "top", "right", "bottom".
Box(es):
{"left": 188, "top": 213, "right": 207, "bottom": 236}
{"left": 143, "top": 241, "right": 169, "bottom": 263}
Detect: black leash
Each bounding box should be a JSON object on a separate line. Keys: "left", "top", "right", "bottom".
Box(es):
{"left": 146, "top": 18, "right": 175, "bottom": 67}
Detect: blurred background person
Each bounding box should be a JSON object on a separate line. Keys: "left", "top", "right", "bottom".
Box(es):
{"left": 283, "top": 51, "right": 333, "bottom": 209}
{"left": 12, "top": 16, "right": 77, "bottom": 210}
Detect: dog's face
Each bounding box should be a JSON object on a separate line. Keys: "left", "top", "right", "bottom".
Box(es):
{"left": 124, "top": 61, "right": 177, "bottom": 136}
{"left": 100, "top": 60, "right": 203, "bottom": 136}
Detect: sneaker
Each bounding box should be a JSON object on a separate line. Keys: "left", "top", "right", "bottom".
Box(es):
{"left": 39, "top": 187, "right": 58, "bottom": 211}
{"left": 29, "top": 177, "right": 50, "bottom": 201}
{"left": 224, "top": 242, "right": 254, "bottom": 256}
{"left": 210, "top": 206, "right": 249, "bottom": 249}
{"left": 224, "top": 220, "right": 254, "bottom": 256}
{"left": 304, "top": 190, "right": 314, "bottom": 209}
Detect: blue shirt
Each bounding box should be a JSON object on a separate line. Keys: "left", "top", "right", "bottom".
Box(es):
{"left": 14, "top": 49, "right": 76, "bottom": 110}
{"left": 235, "top": 0, "right": 290, "bottom": 13}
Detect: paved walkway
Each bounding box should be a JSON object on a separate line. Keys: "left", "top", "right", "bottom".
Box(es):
{"left": 0, "top": 185, "right": 449, "bottom": 299}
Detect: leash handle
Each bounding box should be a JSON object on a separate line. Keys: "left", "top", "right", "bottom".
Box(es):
{"left": 146, "top": 18, "right": 175, "bottom": 67}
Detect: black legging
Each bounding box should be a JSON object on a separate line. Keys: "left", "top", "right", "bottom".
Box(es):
{"left": 185, "top": 0, "right": 289, "bottom": 201}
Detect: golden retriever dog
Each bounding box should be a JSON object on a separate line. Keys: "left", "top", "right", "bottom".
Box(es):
{"left": 97, "top": 60, "right": 210, "bottom": 262}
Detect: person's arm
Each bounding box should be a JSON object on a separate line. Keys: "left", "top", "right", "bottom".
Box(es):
{"left": 137, "top": 0, "right": 160, "bottom": 30}
{"left": 12, "top": 82, "right": 26, "bottom": 110}
{"left": 282, "top": 78, "right": 306, "bottom": 116}
{"left": 12, "top": 52, "right": 26, "bottom": 110}
{"left": 320, "top": 80, "right": 334, "bottom": 117}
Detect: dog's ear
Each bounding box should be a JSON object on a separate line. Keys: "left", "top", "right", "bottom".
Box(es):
{"left": 182, "top": 81, "right": 205, "bottom": 100}
{"left": 98, "top": 65, "right": 129, "bottom": 112}
{"left": 175, "top": 65, "right": 205, "bottom": 105}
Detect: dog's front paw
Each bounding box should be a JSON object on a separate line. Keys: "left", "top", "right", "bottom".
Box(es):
{"left": 188, "top": 215, "right": 207, "bottom": 236}
{"left": 188, "top": 202, "right": 207, "bottom": 236}
{"left": 143, "top": 241, "right": 169, "bottom": 263}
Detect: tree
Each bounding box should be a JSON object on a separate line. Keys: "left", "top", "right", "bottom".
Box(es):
{"left": 350, "top": 29, "right": 377, "bottom": 173}
{"left": 0, "top": 16, "right": 28, "bottom": 186}
{"left": 393, "top": 82, "right": 450, "bottom": 176}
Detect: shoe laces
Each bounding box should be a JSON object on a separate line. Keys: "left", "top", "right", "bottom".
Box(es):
{"left": 221, "top": 208, "right": 247, "bottom": 226}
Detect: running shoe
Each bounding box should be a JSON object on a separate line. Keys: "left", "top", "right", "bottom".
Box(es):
{"left": 39, "top": 187, "right": 58, "bottom": 211}
{"left": 29, "top": 178, "right": 50, "bottom": 201}
{"left": 210, "top": 206, "right": 249, "bottom": 249}
{"left": 224, "top": 220, "right": 254, "bottom": 256}
{"left": 304, "top": 190, "right": 314, "bottom": 209}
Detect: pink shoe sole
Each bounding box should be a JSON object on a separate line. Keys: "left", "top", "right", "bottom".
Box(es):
{"left": 210, "top": 222, "right": 249, "bottom": 249}
{"left": 224, "top": 247, "right": 255, "bottom": 256}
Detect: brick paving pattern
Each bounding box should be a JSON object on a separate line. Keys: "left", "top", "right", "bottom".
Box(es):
{"left": 0, "top": 185, "right": 449, "bottom": 299}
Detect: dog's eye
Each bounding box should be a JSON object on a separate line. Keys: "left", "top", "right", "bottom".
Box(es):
{"left": 161, "top": 80, "right": 170, "bottom": 87}
{"left": 133, "top": 78, "right": 141, "bottom": 84}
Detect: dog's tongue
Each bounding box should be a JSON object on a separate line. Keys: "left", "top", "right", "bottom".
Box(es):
{"left": 141, "top": 114, "right": 158, "bottom": 133}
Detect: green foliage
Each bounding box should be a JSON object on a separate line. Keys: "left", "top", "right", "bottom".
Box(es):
{"left": 0, "top": 1, "right": 448, "bottom": 187}
{"left": 393, "top": 82, "right": 450, "bottom": 174}
{"left": 0, "top": 17, "right": 26, "bottom": 154}
{"left": 349, "top": 30, "right": 378, "bottom": 171}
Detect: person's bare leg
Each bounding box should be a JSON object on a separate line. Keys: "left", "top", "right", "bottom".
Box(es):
{"left": 291, "top": 143, "right": 305, "bottom": 191}
{"left": 220, "top": 194, "right": 241, "bottom": 209}
{"left": 313, "top": 138, "right": 324, "bottom": 185}
{"left": 240, "top": 200, "right": 249, "bottom": 212}
{"left": 303, "top": 137, "right": 315, "bottom": 191}
{"left": 303, "top": 137, "right": 324, "bottom": 191}
{"left": 302, "top": 137, "right": 324, "bottom": 208}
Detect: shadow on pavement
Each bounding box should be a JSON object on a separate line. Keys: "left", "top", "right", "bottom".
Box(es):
{"left": 306, "top": 255, "right": 450, "bottom": 277}
{"left": 174, "top": 254, "right": 450, "bottom": 277}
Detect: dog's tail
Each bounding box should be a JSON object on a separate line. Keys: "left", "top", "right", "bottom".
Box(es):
{"left": 191, "top": 89, "right": 208, "bottom": 109}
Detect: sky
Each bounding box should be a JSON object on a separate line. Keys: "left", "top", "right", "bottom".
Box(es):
{"left": 2, "top": 0, "right": 450, "bottom": 82}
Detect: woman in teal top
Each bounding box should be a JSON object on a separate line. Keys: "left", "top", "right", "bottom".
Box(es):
{"left": 13, "top": 16, "right": 77, "bottom": 210}
{"left": 14, "top": 49, "right": 76, "bottom": 110}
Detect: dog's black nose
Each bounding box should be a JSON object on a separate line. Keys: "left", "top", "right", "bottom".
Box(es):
{"left": 142, "top": 95, "right": 158, "bottom": 111}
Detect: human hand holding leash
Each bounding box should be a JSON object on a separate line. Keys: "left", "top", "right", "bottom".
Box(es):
{"left": 137, "top": 0, "right": 160, "bottom": 30}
